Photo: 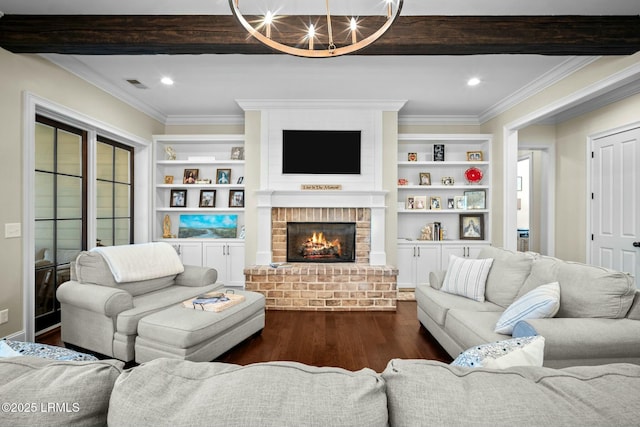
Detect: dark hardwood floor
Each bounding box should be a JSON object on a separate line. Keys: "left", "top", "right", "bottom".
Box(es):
{"left": 37, "top": 301, "right": 452, "bottom": 373}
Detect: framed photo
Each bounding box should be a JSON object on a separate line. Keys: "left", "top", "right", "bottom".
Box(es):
{"left": 467, "top": 151, "right": 484, "bottom": 161}
{"left": 413, "top": 195, "right": 427, "bottom": 210}
{"left": 199, "top": 190, "right": 216, "bottom": 208}
{"left": 464, "top": 190, "right": 486, "bottom": 210}
{"left": 430, "top": 196, "right": 442, "bottom": 210}
{"left": 230, "top": 146, "right": 245, "bottom": 160}
{"left": 454, "top": 195, "right": 467, "bottom": 210}
{"left": 419, "top": 172, "right": 431, "bottom": 185}
{"left": 170, "top": 189, "right": 187, "bottom": 207}
{"left": 447, "top": 198, "right": 455, "bottom": 209}
{"left": 216, "top": 168, "right": 231, "bottom": 184}
{"left": 433, "top": 144, "right": 445, "bottom": 161}
{"left": 407, "top": 152, "right": 418, "bottom": 162}
{"left": 164, "top": 175, "right": 174, "bottom": 184}
{"left": 229, "top": 189, "right": 245, "bottom": 207}
{"left": 405, "top": 196, "right": 415, "bottom": 210}
{"left": 441, "top": 176, "right": 455, "bottom": 186}
{"left": 460, "top": 214, "right": 484, "bottom": 240}
{"left": 183, "top": 169, "right": 199, "bottom": 184}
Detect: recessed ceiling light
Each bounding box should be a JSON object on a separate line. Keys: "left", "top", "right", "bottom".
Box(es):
{"left": 161, "top": 77, "right": 174, "bottom": 86}
{"left": 467, "top": 77, "right": 481, "bottom": 87}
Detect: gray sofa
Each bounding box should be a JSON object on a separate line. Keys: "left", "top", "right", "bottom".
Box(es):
{"left": 2, "top": 355, "right": 640, "bottom": 427}
{"left": 417, "top": 246, "right": 640, "bottom": 367}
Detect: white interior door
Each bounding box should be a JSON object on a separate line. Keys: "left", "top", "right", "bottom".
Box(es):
{"left": 591, "top": 126, "right": 640, "bottom": 288}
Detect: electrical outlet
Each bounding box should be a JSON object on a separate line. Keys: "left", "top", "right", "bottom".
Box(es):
{"left": 5, "top": 223, "right": 21, "bottom": 238}
{"left": 0, "top": 309, "right": 8, "bottom": 325}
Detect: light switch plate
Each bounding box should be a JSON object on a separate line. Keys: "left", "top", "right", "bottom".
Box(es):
{"left": 5, "top": 223, "right": 21, "bottom": 238}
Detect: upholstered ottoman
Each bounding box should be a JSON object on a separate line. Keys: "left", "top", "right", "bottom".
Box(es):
{"left": 134, "top": 289, "right": 265, "bottom": 363}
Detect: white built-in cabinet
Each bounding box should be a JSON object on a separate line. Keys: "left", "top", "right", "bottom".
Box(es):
{"left": 152, "top": 134, "right": 246, "bottom": 288}
{"left": 396, "top": 134, "right": 492, "bottom": 288}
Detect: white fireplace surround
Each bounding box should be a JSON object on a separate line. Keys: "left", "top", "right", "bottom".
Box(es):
{"left": 237, "top": 99, "right": 407, "bottom": 266}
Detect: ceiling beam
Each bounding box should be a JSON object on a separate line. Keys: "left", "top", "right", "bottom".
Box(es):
{"left": 0, "top": 14, "right": 638, "bottom": 56}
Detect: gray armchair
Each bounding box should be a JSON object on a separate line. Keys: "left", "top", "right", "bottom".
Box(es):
{"left": 56, "top": 243, "right": 219, "bottom": 362}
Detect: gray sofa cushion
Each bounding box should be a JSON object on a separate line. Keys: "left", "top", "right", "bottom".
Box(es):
{"left": 416, "top": 284, "right": 502, "bottom": 326}
{"left": 74, "top": 251, "right": 176, "bottom": 296}
{"left": 382, "top": 359, "right": 640, "bottom": 427}
{"left": 108, "top": 359, "right": 387, "bottom": 427}
{"left": 116, "top": 283, "right": 219, "bottom": 335}
{"left": 0, "top": 356, "right": 123, "bottom": 427}
{"left": 477, "top": 246, "right": 535, "bottom": 308}
{"left": 444, "top": 309, "right": 508, "bottom": 350}
{"left": 626, "top": 291, "right": 640, "bottom": 320}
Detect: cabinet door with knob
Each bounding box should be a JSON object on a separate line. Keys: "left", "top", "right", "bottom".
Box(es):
{"left": 203, "top": 241, "right": 245, "bottom": 288}
{"left": 440, "top": 243, "right": 487, "bottom": 270}
{"left": 397, "top": 242, "right": 440, "bottom": 288}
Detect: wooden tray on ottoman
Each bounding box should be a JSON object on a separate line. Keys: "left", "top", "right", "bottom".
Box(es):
{"left": 182, "top": 291, "right": 245, "bottom": 312}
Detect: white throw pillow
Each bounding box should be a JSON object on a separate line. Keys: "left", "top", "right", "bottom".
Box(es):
{"left": 441, "top": 255, "right": 494, "bottom": 302}
{"left": 494, "top": 282, "right": 561, "bottom": 335}
{"left": 451, "top": 336, "right": 545, "bottom": 369}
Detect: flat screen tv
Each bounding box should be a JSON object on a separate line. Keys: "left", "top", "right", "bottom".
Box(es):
{"left": 282, "top": 130, "right": 361, "bottom": 174}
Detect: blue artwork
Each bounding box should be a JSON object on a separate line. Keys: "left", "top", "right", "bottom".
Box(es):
{"left": 178, "top": 214, "right": 238, "bottom": 238}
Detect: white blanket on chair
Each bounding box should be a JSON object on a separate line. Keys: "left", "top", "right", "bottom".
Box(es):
{"left": 92, "top": 242, "right": 185, "bottom": 283}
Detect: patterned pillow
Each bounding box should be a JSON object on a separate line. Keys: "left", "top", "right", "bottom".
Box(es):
{"left": 451, "top": 336, "right": 545, "bottom": 369}
{"left": 494, "top": 282, "right": 560, "bottom": 335}
{"left": 441, "top": 255, "right": 494, "bottom": 302}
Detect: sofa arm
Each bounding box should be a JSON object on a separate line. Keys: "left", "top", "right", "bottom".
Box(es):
{"left": 429, "top": 270, "right": 447, "bottom": 290}
{"left": 57, "top": 281, "right": 133, "bottom": 317}
{"left": 175, "top": 265, "right": 218, "bottom": 287}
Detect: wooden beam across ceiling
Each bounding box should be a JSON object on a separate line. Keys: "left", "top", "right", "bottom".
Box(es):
{"left": 0, "top": 14, "right": 638, "bottom": 56}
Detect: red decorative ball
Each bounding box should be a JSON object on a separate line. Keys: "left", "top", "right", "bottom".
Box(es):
{"left": 465, "top": 167, "right": 483, "bottom": 184}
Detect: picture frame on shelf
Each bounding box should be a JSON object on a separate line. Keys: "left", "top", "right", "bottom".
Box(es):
{"left": 419, "top": 172, "right": 431, "bottom": 185}
{"left": 460, "top": 214, "right": 484, "bottom": 240}
{"left": 467, "top": 151, "right": 484, "bottom": 161}
{"left": 199, "top": 190, "right": 216, "bottom": 208}
{"left": 183, "top": 169, "right": 199, "bottom": 184}
{"left": 464, "top": 190, "right": 486, "bottom": 210}
{"left": 405, "top": 196, "right": 415, "bottom": 210}
{"left": 454, "top": 195, "right": 467, "bottom": 210}
{"left": 170, "top": 189, "right": 187, "bottom": 208}
{"left": 229, "top": 189, "right": 245, "bottom": 207}
{"left": 413, "top": 196, "right": 427, "bottom": 210}
{"left": 430, "top": 196, "right": 442, "bottom": 210}
{"left": 441, "top": 176, "right": 455, "bottom": 186}
{"left": 447, "top": 198, "right": 455, "bottom": 209}
{"left": 216, "top": 168, "right": 231, "bottom": 184}
{"left": 433, "top": 144, "right": 445, "bottom": 161}
{"left": 230, "top": 146, "right": 245, "bottom": 160}
{"left": 164, "top": 175, "right": 174, "bottom": 184}
{"left": 407, "top": 152, "right": 418, "bottom": 162}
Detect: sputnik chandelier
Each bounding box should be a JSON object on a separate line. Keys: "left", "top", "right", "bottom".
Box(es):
{"left": 229, "top": 0, "right": 404, "bottom": 58}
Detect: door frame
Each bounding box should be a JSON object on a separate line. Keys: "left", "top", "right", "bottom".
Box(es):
{"left": 587, "top": 121, "right": 640, "bottom": 265}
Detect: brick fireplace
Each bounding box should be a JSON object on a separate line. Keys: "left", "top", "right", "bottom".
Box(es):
{"left": 238, "top": 99, "right": 404, "bottom": 311}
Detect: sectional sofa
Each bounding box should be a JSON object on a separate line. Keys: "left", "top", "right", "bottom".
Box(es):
{"left": 2, "top": 355, "right": 640, "bottom": 427}
{"left": 417, "top": 246, "right": 640, "bottom": 367}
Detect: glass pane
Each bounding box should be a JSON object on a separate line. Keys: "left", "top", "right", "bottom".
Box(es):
{"left": 57, "top": 129, "right": 83, "bottom": 176}
{"left": 34, "top": 221, "right": 54, "bottom": 261}
{"left": 34, "top": 172, "right": 54, "bottom": 219}
{"left": 57, "top": 176, "right": 82, "bottom": 219}
{"left": 56, "top": 220, "right": 83, "bottom": 256}
{"left": 114, "top": 219, "right": 131, "bottom": 245}
{"left": 96, "top": 142, "right": 113, "bottom": 181}
{"left": 97, "top": 181, "right": 113, "bottom": 218}
{"left": 114, "top": 147, "right": 131, "bottom": 184}
{"left": 35, "top": 123, "right": 55, "bottom": 172}
{"left": 114, "top": 183, "right": 130, "bottom": 217}
{"left": 96, "top": 219, "right": 113, "bottom": 247}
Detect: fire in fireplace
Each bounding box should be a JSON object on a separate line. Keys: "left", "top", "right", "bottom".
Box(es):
{"left": 286, "top": 222, "right": 356, "bottom": 263}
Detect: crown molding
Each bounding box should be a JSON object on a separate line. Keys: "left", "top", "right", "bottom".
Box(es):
{"left": 164, "top": 115, "right": 244, "bottom": 126}
{"left": 41, "top": 54, "right": 167, "bottom": 124}
{"left": 478, "top": 56, "right": 599, "bottom": 124}
{"left": 398, "top": 115, "right": 481, "bottom": 126}
{"left": 236, "top": 99, "right": 408, "bottom": 112}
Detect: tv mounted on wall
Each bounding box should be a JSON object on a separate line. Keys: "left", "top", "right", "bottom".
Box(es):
{"left": 282, "top": 130, "right": 361, "bottom": 174}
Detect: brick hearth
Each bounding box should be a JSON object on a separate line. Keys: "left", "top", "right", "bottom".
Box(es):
{"left": 245, "top": 206, "right": 398, "bottom": 311}
{"left": 244, "top": 264, "right": 398, "bottom": 311}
